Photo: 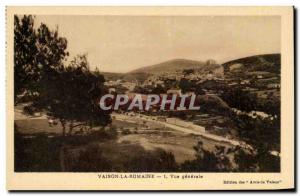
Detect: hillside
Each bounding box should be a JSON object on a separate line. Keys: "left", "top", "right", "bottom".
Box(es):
{"left": 130, "top": 59, "right": 207, "bottom": 74}
{"left": 198, "top": 94, "right": 231, "bottom": 115}
{"left": 222, "top": 54, "right": 280, "bottom": 74}
{"left": 101, "top": 72, "right": 152, "bottom": 83}
{"left": 100, "top": 72, "right": 124, "bottom": 81}
{"left": 102, "top": 54, "right": 280, "bottom": 82}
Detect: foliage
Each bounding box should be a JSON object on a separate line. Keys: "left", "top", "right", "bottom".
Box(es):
{"left": 15, "top": 15, "right": 111, "bottom": 136}
{"left": 230, "top": 113, "right": 280, "bottom": 172}
{"left": 183, "top": 69, "right": 194, "bottom": 75}
{"left": 151, "top": 84, "right": 166, "bottom": 94}
{"left": 67, "top": 143, "right": 178, "bottom": 172}
{"left": 233, "top": 146, "right": 280, "bottom": 172}
{"left": 231, "top": 113, "right": 280, "bottom": 151}
{"left": 14, "top": 15, "right": 68, "bottom": 102}
{"left": 133, "top": 85, "right": 151, "bottom": 94}
{"left": 197, "top": 95, "right": 231, "bottom": 115}
{"left": 221, "top": 87, "right": 280, "bottom": 117}
{"left": 15, "top": 132, "right": 62, "bottom": 172}
{"left": 221, "top": 87, "right": 258, "bottom": 112}
{"left": 179, "top": 78, "right": 192, "bottom": 93}
{"left": 30, "top": 55, "right": 111, "bottom": 135}
{"left": 222, "top": 54, "right": 280, "bottom": 74}
{"left": 181, "top": 141, "right": 232, "bottom": 172}
{"left": 256, "top": 97, "right": 280, "bottom": 118}
{"left": 14, "top": 128, "right": 118, "bottom": 172}
{"left": 233, "top": 147, "right": 258, "bottom": 172}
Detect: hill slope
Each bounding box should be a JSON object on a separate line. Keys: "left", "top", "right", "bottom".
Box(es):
{"left": 130, "top": 59, "right": 207, "bottom": 74}
{"left": 222, "top": 54, "right": 280, "bottom": 74}
{"left": 101, "top": 72, "right": 152, "bottom": 83}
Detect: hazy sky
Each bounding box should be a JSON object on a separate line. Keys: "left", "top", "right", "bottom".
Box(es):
{"left": 35, "top": 15, "right": 280, "bottom": 73}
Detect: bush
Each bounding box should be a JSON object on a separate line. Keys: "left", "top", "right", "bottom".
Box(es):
{"left": 180, "top": 142, "right": 232, "bottom": 172}
{"left": 66, "top": 143, "right": 178, "bottom": 172}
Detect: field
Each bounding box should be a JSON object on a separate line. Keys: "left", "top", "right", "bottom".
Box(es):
{"left": 15, "top": 109, "right": 236, "bottom": 171}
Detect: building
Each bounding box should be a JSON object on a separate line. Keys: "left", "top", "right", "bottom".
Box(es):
{"left": 185, "top": 91, "right": 195, "bottom": 96}
{"left": 108, "top": 88, "right": 116, "bottom": 94}
{"left": 229, "top": 63, "right": 243, "bottom": 71}
{"left": 267, "top": 83, "right": 280, "bottom": 89}
{"left": 167, "top": 89, "right": 182, "bottom": 96}
{"left": 166, "top": 118, "right": 205, "bottom": 132}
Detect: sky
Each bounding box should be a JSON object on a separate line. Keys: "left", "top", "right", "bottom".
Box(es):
{"left": 35, "top": 15, "right": 280, "bottom": 73}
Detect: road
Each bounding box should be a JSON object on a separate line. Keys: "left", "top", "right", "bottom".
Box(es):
{"left": 112, "top": 113, "right": 252, "bottom": 149}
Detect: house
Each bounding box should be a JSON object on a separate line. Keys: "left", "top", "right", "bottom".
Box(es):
{"left": 167, "top": 89, "right": 182, "bottom": 96}
{"left": 207, "top": 73, "right": 214, "bottom": 80}
{"left": 228, "top": 82, "right": 238, "bottom": 86}
{"left": 122, "top": 82, "right": 136, "bottom": 91}
{"left": 185, "top": 91, "right": 195, "bottom": 96}
{"left": 229, "top": 63, "right": 243, "bottom": 71}
{"left": 206, "top": 59, "right": 217, "bottom": 65}
{"left": 267, "top": 83, "right": 280, "bottom": 89}
{"left": 240, "top": 80, "right": 250, "bottom": 85}
{"left": 166, "top": 118, "right": 205, "bottom": 132}
{"left": 108, "top": 88, "right": 116, "bottom": 94}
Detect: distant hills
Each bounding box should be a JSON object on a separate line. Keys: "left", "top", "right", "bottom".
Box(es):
{"left": 130, "top": 54, "right": 280, "bottom": 76}
{"left": 101, "top": 53, "right": 280, "bottom": 82}
{"left": 100, "top": 71, "right": 152, "bottom": 83}
{"left": 129, "top": 59, "right": 207, "bottom": 74}
{"left": 222, "top": 54, "right": 280, "bottom": 74}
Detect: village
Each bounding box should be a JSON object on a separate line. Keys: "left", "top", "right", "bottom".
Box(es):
{"left": 101, "top": 58, "right": 280, "bottom": 144}
{"left": 12, "top": 13, "right": 282, "bottom": 173}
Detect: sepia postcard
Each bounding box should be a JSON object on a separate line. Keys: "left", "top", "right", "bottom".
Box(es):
{"left": 6, "top": 6, "right": 294, "bottom": 190}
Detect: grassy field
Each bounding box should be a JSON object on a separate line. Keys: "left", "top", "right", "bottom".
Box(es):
{"left": 15, "top": 115, "right": 235, "bottom": 171}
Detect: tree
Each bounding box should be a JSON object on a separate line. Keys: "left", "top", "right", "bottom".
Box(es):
{"left": 221, "top": 87, "right": 257, "bottom": 112}
{"left": 183, "top": 69, "right": 194, "bottom": 75}
{"left": 179, "top": 78, "right": 192, "bottom": 93}
{"left": 31, "top": 55, "right": 111, "bottom": 136}
{"left": 256, "top": 97, "right": 280, "bottom": 118}
{"left": 233, "top": 146, "right": 258, "bottom": 172}
{"left": 14, "top": 15, "right": 38, "bottom": 99}
{"left": 151, "top": 84, "right": 166, "bottom": 94}
{"left": 181, "top": 141, "right": 232, "bottom": 172}
{"left": 231, "top": 114, "right": 280, "bottom": 151}
{"left": 14, "top": 15, "right": 68, "bottom": 104}
{"left": 15, "top": 15, "right": 111, "bottom": 136}
{"left": 230, "top": 113, "right": 280, "bottom": 172}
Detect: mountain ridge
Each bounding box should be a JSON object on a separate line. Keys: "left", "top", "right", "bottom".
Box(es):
{"left": 222, "top": 53, "right": 280, "bottom": 74}
{"left": 129, "top": 59, "right": 207, "bottom": 74}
